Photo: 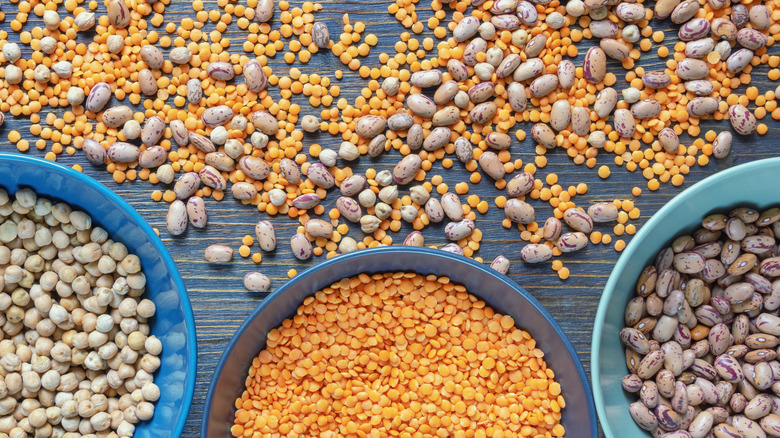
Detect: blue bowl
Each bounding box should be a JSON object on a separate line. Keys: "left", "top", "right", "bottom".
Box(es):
{"left": 0, "top": 153, "right": 196, "bottom": 437}
{"left": 202, "top": 246, "right": 597, "bottom": 437}
{"left": 592, "top": 157, "right": 780, "bottom": 437}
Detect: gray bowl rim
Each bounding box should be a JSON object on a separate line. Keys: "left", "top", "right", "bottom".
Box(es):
{"left": 201, "top": 246, "right": 597, "bottom": 436}
{"left": 591, "top": 156, "right": 780, "bottom": 437}
{"left": 0, "top": 152, "right": 197, "bottom": 436}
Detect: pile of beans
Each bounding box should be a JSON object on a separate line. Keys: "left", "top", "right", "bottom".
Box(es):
{"left": 1, "top": 0, "right": 779, "bottom": 285}
{"left": 232, "top": 272, "right": 566, "bottom": 437}
{"left": 621, "top": 206, "right": 780, "bottom": 437}
{"left": 0, "top": 188, "right": 162, "bottom": 437}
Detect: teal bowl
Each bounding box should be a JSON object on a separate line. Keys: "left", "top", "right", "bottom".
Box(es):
{"left": 592, "top": 157, "right": 780, "bottom": 437}
{"left": 0, "top": 153, "right": 196, "bottom": 437}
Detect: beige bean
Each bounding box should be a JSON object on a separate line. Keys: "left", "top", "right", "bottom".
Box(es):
{"left": 520, "top": 244, "right": 553, "bottom": 263}
{"left": 166, "top": 201, "right": 187, "bottom": 236}
{"left": 583, "top": 47, "right": 606, "bottom": 83}
{"left": 204, "top": 245, "right": 232, "bottom": 263}
{"left": 186, "top": 196, "right": 207, "bottom": 228}
{"left": 504, "top": 199, "right": 534, "bottom": 224}
{"left": 305, "top": 219, "right": 333, "bottom": 238}
{"left": 244, "top": 272, "right": 270, "bottom": 292}
{"left": 600, "top": 38, "right": 630, "bottom": 60}
{"left": 478, "top": 151, "right": 505, "bottom": 180}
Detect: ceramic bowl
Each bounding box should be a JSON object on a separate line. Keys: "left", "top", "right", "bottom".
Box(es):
{"left": 0, "top": 153, "right": 197, "bottom": 437}
{"left": 592, "top": 157, "right": 780, "bottom": 437}
{"left": 202, "top": 246, "right": 597, "bottom": 437}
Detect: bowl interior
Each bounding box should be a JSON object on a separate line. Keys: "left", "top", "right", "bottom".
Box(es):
{"left": 203, "top": 246, "right": 596, "bottom": 437}
{"left": 592, "top": 157, "right": 780, "bottom": 438}
{"left": 0, "top": 154, "right": 196, "bottom": 437}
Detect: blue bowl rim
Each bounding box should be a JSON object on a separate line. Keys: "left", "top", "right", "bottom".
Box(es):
{"left": 591, "top": 156, "right": 780, "bottom": 437}
{"left": 201, "top": 245, "right": 597, "bottom": 436}
{"left": 0, "top": 152, "right": 198, "bottom": 436}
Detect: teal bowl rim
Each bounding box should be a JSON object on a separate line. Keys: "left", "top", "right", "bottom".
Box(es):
{"left": 591, "top": 157, "right": 780, "bottom": 437}
{"left": 0, "top": 153, "right": 197, "bottom": 436}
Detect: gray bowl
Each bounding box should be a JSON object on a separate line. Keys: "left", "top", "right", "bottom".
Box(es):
{"left": 202, "top": 247, "right": 596, "bottom": 437}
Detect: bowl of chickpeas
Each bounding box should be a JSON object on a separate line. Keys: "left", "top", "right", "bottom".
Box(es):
{"left": 202, "top": 246, "right": 596, "bottom": 438}
{"left": 0, "top": 154, "right": 196, "bottom": 438}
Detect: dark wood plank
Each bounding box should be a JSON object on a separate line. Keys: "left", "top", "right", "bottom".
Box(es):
{"left": 2, "top": 2, "right": 780, "bottom": 435}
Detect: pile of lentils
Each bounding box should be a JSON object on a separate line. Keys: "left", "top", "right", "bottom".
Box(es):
{"left": 0, "top": 0, "right": 779, "bottom": 287}
{"left": 0, "top": 188, "right": 162, "bottom": 437}
{"left": 621, "top": 206, "right": 780, "bottom": 437}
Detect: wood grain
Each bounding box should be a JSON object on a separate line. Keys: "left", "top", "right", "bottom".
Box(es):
{"left": 2, "top": 2, "right": 779, "bottom": 435}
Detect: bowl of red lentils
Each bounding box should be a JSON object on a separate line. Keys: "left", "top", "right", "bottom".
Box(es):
{"left": 202, "top": 246, "right": 596, "bottom": 438}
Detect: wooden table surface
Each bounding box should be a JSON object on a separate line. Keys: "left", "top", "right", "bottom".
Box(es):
{"left": 2, "top": 1, "right": 780, "bottom": 435}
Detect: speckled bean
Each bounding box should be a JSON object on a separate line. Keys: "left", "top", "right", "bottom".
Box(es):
{"left": 454, "top": 137, "right": 473, "bottom": 163}
{"left": 588, "top": 202, "right": 619, "bottom": 222}
{"left": 431, "top": 106, "right": 460, "bottom": 127}
{"left": 600, "top": 38, "right": 630, "bottom": 60}
{"left": 439, "top": 193, "right": 463, "bottom": 221}
{"left": 403, "top": 231, "right": 424, "bottom": 247}
{"left": 186, "top": 78, "right": 202, "bottom": 104}
{"left": 453, "top": 16, "right": 479, "bottom": 42}
{"left": 729, "top": 104, "right": 757, "bottom": 135}
{"left": 614, "top": 109, "right": 636, "bottom": 138}
{"left": 507, "top": 83, "right": 527, "bottom": 112}
{"left": 423, "top": 127, "right": 451, "bottom": 151}
{"left": 101, "top": 106, "right": 133, "bottom": 128}
{"left": 630, "top": 101, "right": 663, "bottom": 123}
{"left": 202, "top": 105, "right": 234, "bottom": 127}
{"left": 304, "top": 219, "right": 333, "bottom": 238}
{"left": 512, "top": 58, "right": 544, "bottom": 82}
{"left": 242, "top": 59, "right": 268, "bottom": 93}
{"left": 506, "top": 172, "right": 534, "bottom": 197}
{"left": 393, "top": 154, "right": 422, "bottom": 185}
{"left": 484, "top": 132, "right": 510, "bottom": 150}
{"left": 141, "top": 116, "right": 165, "bottom": 146}
{"left": 583, "top": 47, "right": 607, "bottom": 83}
{"left": 139, "top": 45, "right": 164, "bottom": 69}
{"left": 468, "top": 82, "right": 495, "bottom": 104}
{"left": 726, "top": 48, "right": 754, "bottom": 73}
{"left": 235, "top": 156, "right": 269, "bottom": 181}
{"left": 290, "top": 193, "right": 319, "bottom": 210}
{"left": 469, "top": 102, "right": 497, "bottom": 125}
{"left": 169, "top": 46, "right": 192, "bottom": 65}
{"left": 594, "top": 87, "right": 618, "bottom": 118}
{"left": 85, "top": 82, "right": 112, "bottom": 112}
{"left": 478, "top": 151, "right": 505, "bottom": 180}
{"left": 543, "top": 217, "right": 562, "bottom": 241}
{"left": 629, "top": 402, "right": 658, "bottom": 431}
{"left": 425, "top": 198, "right": 445, "bottom": 223}
{"left": 336, "top": 197, "right": 361, "bottom": 223}
{"left": 445, "top": 219, "right": 475, "bottom": 241}
{"left": 749, "top": 5, "right": 770, "bottom": 30}
{"left": 685, "top": 38, "right": 715, "bottom": 58}
{"left": 207, "top": 62, "right": 235, "bottom": 81}
{"left": 528, "top": 74, "right": 558, "bottom": 98}
{"left": 306, "top": 163, "right": 335, "bottom": 188}
{"left": 517, "top": 243, "right": 552, "bottom": 263}
{"left": 671, "top": 1, "right": 699, "bottom": 24}
{"left": 81, "top": 139, "right": 107, "bottom": 165}
{"left": 589, "top": 19, "right": 619, "bottom": 38}
{"left": 563, "top": 208, "right": 594, "bottom": 233}
{"left": 290, "top": 233, "right": 312, "bottom": 260}
{"left": 446, "top": 59, "right": 469, "bottom": 82}
{"left": 137, "top": 146, "right": 167, "bottom": 168}
{"left": 311, "top": 22, "right": 330, "bottom": 47}
{"left": 406, "top": 94, "right": 437, "bottom": 118}
{"left": 106, "top": 0, "right": 130, "bottom": 28}
{"left": 677, "top": 58, "right": 710, "bottom": 80}
{"left": 409, "top": 70, "right": 442, "bottom": 88}
{"left": 531, "top": 123, "right": 556, "bottom": 148}
{"left": 387, "top": 112, "right": 415, "bottom": 131}
{"left": 523, "top": 34, "right": 547, "bottom": 58}
{"left": 615, "top": 2, "right": 645, "bottom": 22}
{"left": 504, "top": 199, "right": 534, "bottom": 224}
{"left": 136, "top": 68, "right": 157, "bottom": 96}
{"left": 490, "top": 255, "right": 510, "bottom": 274}
{"left": 199, "top": 165, "right": 227, "bottom": 190}
{"left": 643, "top": 71, "right": 672, "bottom": 89}
{"left": 685, "top": 80, "right": 715, "bottom": 96}
{"left": 251, "top": 111, "right": 278, "bottom": 135}
{"left": 188, "top": 132, "right": 215, "bottom": 153}
{"left": 107, "top": 142, "right": 139, "bottom": 163}
{"left": 556, "top": 232, "right": 588, "bottom": 253}
{"left": 658, "top": 128, "right": 680, "bottom": 153}
{"left": 166, "top": 200, "right": 188, "bottom": 236}
{"left": 173, "top": 172, "right": 200, "bottom": 200}
{"left": 674, "top": 251, "right": 706, "bottom": 274}
{"left": 243, "top": 272, "right": 270, "bottom": 292}
{"left": 571, "top": 106, "right": 590, "bottom": 136}
{"left": 462, "top": 37, "right": 486, "bottom": 66}
{"left": 407, "top": 124, "right": 424, "bottom": 150}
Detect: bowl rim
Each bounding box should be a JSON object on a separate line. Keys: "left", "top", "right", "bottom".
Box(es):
{"left": 591, "top": 157, "right": 780, "bottom": 437}
{"left": 0, "top": 152, "right": 198, "bottom": 436}
{"left": 201, "top": 245, "right": 597, "bottom": 436}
